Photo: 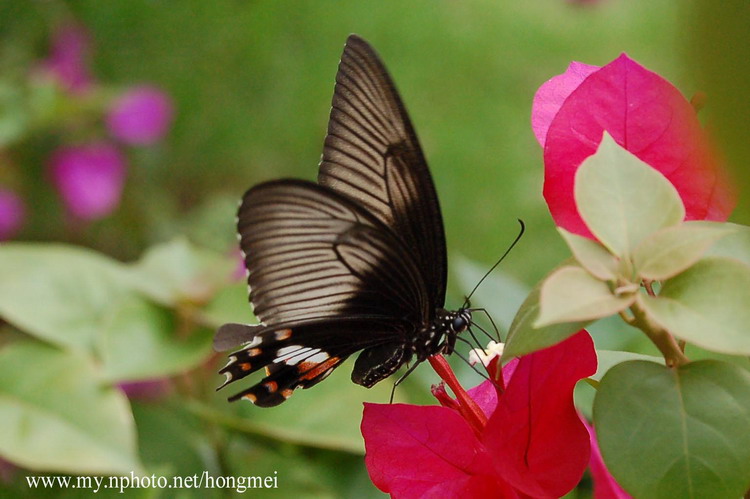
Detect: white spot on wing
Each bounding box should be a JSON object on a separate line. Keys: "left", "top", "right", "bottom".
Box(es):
{"left": 306, "top": 351, "right": 330, "bottom": 364}
{"left": 222, "top": 355, "right": 237, "bottom": 370}
{"left": 274, "top": 345, "right": 321, "bottom": 365}
{"left": 246, "top": 336, "right": 262, "bottom": 348}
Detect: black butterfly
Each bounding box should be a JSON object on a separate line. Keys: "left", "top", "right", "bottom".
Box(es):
{"left": 214, "top": 34, "right": 472, "bottom": 407}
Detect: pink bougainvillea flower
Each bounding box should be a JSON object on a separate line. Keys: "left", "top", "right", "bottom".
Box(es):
{"left": 232, "top": 248, "right": 248, "bottom": 281}
{"left": 49, "top": 142, "right": 127, "bottom": 221}
{"left": 118, "top": 378, "right": 172, "bottom": 402}
{"left": 106, "top": 85, "right": 174, "bottom": 145}
{"left": 39, "top": 23, "right": 93, "bottom": 94}
{"left": 0, "top": 457, "right": 18, "bottom": 484}
{"left": 532, "top": 62, "right": 599, "bottom": 148}
{"left": 362, "top": 331, "right": 597, "bottom": 498}
{"left": 583, "top": 419, "right": 631, "bottom": 499}
{"left": 532, "top": 54, "right": 736, "bottom": 239}
{"left": 0, "top": 188, "right": 26, "bottom": 241}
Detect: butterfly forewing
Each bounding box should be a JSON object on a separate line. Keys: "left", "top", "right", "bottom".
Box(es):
{"left": 319, "top": 35, "right": 447, "bottom": 307}
{"left": 237, "top": 179, "right": 427, "bottom": 326}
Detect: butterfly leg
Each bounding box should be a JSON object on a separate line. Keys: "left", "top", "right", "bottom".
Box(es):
{"left": 388, "top": 360, "right": 423, "bottom": 404}
{"left": 468, "top": 307, "right": 502, "bottom": 342}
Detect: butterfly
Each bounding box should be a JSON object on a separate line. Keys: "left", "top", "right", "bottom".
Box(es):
{"left": 214, "top": 34, "right": 473, "bottom": 407}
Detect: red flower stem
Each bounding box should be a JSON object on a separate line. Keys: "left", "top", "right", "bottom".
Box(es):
{"left": 428, "top": 355, "right": 488, "bottom": 435}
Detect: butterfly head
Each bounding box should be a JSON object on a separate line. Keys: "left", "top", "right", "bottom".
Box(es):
{"left": 450, "top": 309, "right": 472, "bottom": 334}
{"left": 423, "top": 308, "right": 472, "bottom": 358}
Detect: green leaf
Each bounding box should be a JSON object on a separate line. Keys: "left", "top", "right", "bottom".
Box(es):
{"left": 558, "top": 228, "right": 618, "bottom": 280}
{"left": 503, "top": 264, "right": 591, "bottom": 361}
{"left": 200, "top": 358, "right": 413, "bottom": 454}
{"left": 0, "top": 80, "right": 30, "bottom": 147}
{"left": 535, "top": 265, "right": 635, "bottom": 327}
{"left": 97, "top": 295, "right": 213, "bottom": 382}
{"left": 594, "top": 360, "right": 750, "bottom": 499}
{"left": 703, "top": 222, "right": 750, "bottom": 267}
{"left": 0, "top": 342, "right": 142, "bottom": 474}
{"left": 225, "top": 437, "right": 346, "bottom": 499}
{"left": 633, "top": 221, "right": 735, "bottom": 280}
{"left": 0, "top": 244, "right": 131, "bottom": 350}
{"left": 575, "top": 133, "right": 685, "bottom": 257}
{"left": 591, "top": 350, "right": 663, "bottom": 381}
{"left": 200, "top": 282, "right": 256, "bottom": 328}
{"left": 639, "top": 257, "right": 750, "bottom": 354}
{"left": 131, "top": 402, "right": 214, "bottom": 477}
{"left": 127, "top": 238, "right": 236, "bottom": 306}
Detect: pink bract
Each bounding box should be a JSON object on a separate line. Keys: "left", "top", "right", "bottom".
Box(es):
{"left": 117, "top": 379, "right": 172, "bottom": 402}
{"left": 40, "top": 23, "right": 93, "bottom": 94}
{"left": 362, "top": 331, "right": 597, "bottom": 498}
{"left": 532, "top": 61, "right": 599, "bottom": 147}
{"left": 49, "top": 142, "right": 127, "bottom": 221}
{"left": 533, "top": 54, "right": 735, "bottom": 238}
{"left": 106, "top": 86, "right": 174, "bottom": 145}
{"left": 0, "top": 189, "right": 26, "bottom": 241}
{"left": 583, "top": 419, "right": 632, "bottom": 499}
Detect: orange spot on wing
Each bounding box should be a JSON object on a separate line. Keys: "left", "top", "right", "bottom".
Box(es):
{"left": 275, "top": 329, "right": 292, "bottom": 340}
{"left": 299, "top": 356, "right": 340, "bottom": 381}
{"left": 281, "top": 389, "right": 294, "bottom": 399}
{"left": 264, "top": 381, "right": 278, "bottom": 392}
{"left": 240, "top": 363, "right": 252, "bottom": 371}
{"left": 244, "top": 393, "right": 257, "bottom": 403}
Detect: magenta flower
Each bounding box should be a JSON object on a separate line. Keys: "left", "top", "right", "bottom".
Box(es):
{"left": 0, "top": 457, "right": 18, "bottom": 484}
{"left": 362, "top": 331, "right": 597, "bottom": 498}
{"left": 532, "top": 54, "right": 736, "bottom": 239}
{"left": 40, "top": 23, "right": 93, "bottom": 94}
{"left": 106, "top": 86, "right": 174, "bottom": 145}
{"left": 49, "top": 142, "right": 127, "bottom": 221}
{"left": 0, "top": 189, "right": 26, "bottom": 241}
{"left": 117, "top": 379, "right": 172, "bottom": 402}
{"left": 583, "top": 419, "right": 632, "bottom": 499}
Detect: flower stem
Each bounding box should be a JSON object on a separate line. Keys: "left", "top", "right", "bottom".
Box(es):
{"left": 428, "top": 355, "right": 487, "bottom": 435}
{"left": 630, "top": 297, "right": 689, "bottom": 368}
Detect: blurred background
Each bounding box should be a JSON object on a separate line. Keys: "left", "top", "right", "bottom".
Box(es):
{"left": 0, "top": 0, "right": 747, "bottom": 497}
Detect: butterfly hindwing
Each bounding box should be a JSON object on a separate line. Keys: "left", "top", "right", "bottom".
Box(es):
{"left": 218, "top": 319, "right": 408, "bottom": 406}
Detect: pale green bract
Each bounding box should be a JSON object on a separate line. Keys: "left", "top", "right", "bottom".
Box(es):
{"left": 574, "top": 133, "right": 685, "bottom": 258}
{"left": 534, "top": 265, "right": 635, "bottom": 327}
{"left": 639, "top": 257, "right": 750, "bottom": 355}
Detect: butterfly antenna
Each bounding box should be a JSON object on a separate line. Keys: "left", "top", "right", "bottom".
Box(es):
{"left": 462, "top": 219, "right": 525, "bottom": 309}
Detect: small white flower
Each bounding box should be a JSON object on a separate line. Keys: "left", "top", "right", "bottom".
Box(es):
{"left": 468, "top": 341, "right": 505, "bottom": 367}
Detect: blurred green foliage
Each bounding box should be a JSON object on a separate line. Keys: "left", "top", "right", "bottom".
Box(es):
{"left": 1, "top": 0, "right": 746, "bottom": 497}
{"left": 1, "top": 0, "right": 691, "bottom": 286}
